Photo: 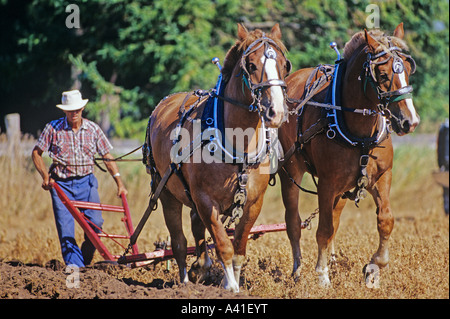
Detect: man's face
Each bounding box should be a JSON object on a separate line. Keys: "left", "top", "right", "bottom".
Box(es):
{"left": 64, "top": 107, "right": 84, "bottom": 126}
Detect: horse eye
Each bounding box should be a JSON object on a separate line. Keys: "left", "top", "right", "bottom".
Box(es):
{"left": 248, "top": 63, "right": 257, "bottom": 73}
{"left": 379, "top": 73, "right": 389, "bottom": 83}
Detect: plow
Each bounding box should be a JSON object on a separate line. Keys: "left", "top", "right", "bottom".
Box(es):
{"left": 52, "top": 182, "right": 301, "bottom": 268}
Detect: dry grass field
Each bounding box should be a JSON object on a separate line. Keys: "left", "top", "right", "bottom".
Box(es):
{"left": 0, "top": 134, "right": 448, "bottom": 299}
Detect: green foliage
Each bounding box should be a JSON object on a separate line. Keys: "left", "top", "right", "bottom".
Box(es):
{"left": 238, "top": 0, "right": 449, "bottom": 123}
{"left": 0, "top": 0, "right": 448, "bottom": 138}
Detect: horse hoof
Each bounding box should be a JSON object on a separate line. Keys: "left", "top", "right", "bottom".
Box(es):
{"left": 188, "top": 255, "right": 212, "bottom": 283}
{"left": 223, "top": 280, "right": 240, "bottom": 293}
{"left": 291, "top": 268, "right": 301, "bottom": 283}
{"left": 188, "top": 265, "right": 209, "bottom": 283}
{"left": 330, "top": 253, "right": 337, "bottom": 266}
{"left": 188, "top": 268, "right": 200, "bottom": 283}
{"left": 318, "top": 275, "right": 331, "bottom": 288}
{"left": 363, "top": 263, "right": 380, "bottom": 289}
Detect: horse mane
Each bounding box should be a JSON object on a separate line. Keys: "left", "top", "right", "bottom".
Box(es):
{"left": 221, "top": 28, "right": 287, "bottom": 83}
{"left": 343, "top": 29, "right": 409, "bottom": 60}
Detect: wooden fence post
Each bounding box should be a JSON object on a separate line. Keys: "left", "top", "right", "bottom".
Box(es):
{"left": 4, "top": 113, "right": 21, "bottom": 161}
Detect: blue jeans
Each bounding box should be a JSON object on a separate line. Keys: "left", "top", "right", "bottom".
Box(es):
{"left": 50, "top": 174, "right": 104, "bottom": 267}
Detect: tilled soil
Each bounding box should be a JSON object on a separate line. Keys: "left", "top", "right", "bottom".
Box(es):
{"left": 0, "top": 260, "right": 251, "bottom": 299}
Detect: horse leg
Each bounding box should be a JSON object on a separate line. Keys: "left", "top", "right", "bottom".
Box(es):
{"left": 280, "top": 169, "right": 303, "bottom": 281}
{"left": 329, "top": 196, "right": 347, "bottom": 265}
{"left": 188, "top": 208, "right": 212, "bottom": 283}
{"left": 232, "top": 194, "right": 265, "bottom": 285}
{"left": 367, "top": 170, "right": 394, "bottom": 279}
{"left": 315, "top": 184, "right": 340, "bottom": 287}
{"left": 195, "top": 198, "right": 239, "bottom": 292}
{"left": 159, "top": 191, "right": 189, "bottom": 284}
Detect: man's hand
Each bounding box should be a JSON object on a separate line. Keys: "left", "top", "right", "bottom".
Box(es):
{"left": 117, "top": 184, "right": 128, "bottom": 197}
{"left": 32, "top": 146, "right": 54, "bottom": 191}
{"left": 42, "top": 176, "right": 55, "bottom": 191}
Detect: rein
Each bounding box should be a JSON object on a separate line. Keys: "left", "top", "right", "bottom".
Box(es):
{"left": 49, "top": 144, "right": 143, "bottom": 174}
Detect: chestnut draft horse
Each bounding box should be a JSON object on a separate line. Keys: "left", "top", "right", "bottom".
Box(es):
{"left": 143, "top": 24, "right": 290, "bottom": 292}
{"left": 278, "top": 23, "right": 419, "bottom": 286}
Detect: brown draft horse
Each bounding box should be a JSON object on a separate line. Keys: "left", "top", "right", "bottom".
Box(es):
{"left": 145, "top": 24, "right": 290, "bottom": 292}
{"left": 279, "top": 23, "right": 419, "bottom": 286}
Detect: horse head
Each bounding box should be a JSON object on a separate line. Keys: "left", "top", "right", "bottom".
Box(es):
{"left": 234, "top": 23, "right": 291, "bottom": 128}
{"left": 363, "top": 23, "right": 420, "bottom": 135}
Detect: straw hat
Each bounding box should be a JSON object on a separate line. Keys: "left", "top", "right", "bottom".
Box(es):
{"left": 56, "top": 90, "right": 88, "bottom": 111}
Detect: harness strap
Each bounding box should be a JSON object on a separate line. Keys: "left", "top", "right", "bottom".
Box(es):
{"left": 227, "top": 163, "right": 249, "bottom": 225}
{"left": 128, "top": 164, "right": 176, "bottom": 248}
{"left": 173, "top": 163, "right": 195, "bottom": 204}
{"left": 275, "top": 117, "right": 327, "bottom": 174}
{"left": 287, "top": 65, "right": 333, "bottom": 115}
{"left": 275, "top": 117, "right": 327, "bottom": 194}
{"left": 279, "top": 141, "right": 300, "bottom": 167}
{"left": 281, "top": 166, "right": 318, "bottom": 195}
{"left": 298, "top": 117, "right": 328, "bottom": 144}
{"left": 304, "top": 100, "right": 379, "bottom": 116}
{"left": 212, "top": 91, "right": 254, "bottom": 111}
{"left": 178, "top": 92, "right": 195, "bottom": 115}
{"left": 342, "top": 147, "right": 371, "bottom": 207}
{"left": 277, "top": 140, "right": 319, "bottom": 195}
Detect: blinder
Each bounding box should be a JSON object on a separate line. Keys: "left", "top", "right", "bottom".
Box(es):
{"left": 392, "top": 57, "right": 404, "bottom": 74}
{"left": 398, "top": 52, "right": 416, "bottom": 75}
{"left": 265, "top": 46, "right": 277, "bottom": 59}
{"left": 285, "top": 59, "right": 293, "bottom": 75}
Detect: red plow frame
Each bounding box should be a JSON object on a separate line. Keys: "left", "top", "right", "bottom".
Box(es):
{"left": 52, "top": 183, "right": 287, "bottom": 267}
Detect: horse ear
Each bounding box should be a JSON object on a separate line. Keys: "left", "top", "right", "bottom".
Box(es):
{"left": 393, "top": 22, "right": 404, "bottom": 39}
{"left": 364, "top": 29, "right": 378, "bottom": 51}
{"left": 270, "top": 23, "right": 282, "bottom": 40}
{"left": 237, "top": 23, "right": 248, "bottom": 41}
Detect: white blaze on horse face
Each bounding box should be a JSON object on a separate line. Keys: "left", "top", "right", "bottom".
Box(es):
{"left": 261, "top": 55, "right": 285, "bottom": 124}
{"left": 398, "top": 71, "right": 420, "bottom": 127}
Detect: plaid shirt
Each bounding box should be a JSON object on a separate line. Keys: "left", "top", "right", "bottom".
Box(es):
{"left": 36, "top": 117, "right": 112, "bottom": 179}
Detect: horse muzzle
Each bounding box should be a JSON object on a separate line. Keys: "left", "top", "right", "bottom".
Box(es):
{"left": 260, "top": 98, "right": 288, "bottom": 128}
{"left": 390, "top": 111, "right": 420, "bottom": 135}
{"left": 258, "top": 80, "right": 288, "bottom": 128}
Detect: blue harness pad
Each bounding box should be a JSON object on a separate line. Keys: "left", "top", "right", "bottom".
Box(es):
{"left": 201, "top": 77, "right": 226, "bottom": 143}
{"left": 321, "top": 60, "right": 385, "bottom": 148}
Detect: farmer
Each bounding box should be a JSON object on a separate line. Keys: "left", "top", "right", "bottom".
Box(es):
{"left": 31, "top": 89, "right": 128, "bottom": 267}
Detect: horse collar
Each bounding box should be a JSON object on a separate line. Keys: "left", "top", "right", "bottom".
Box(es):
{"left": 324, "top": 60, "right": 389, "bottom": 150}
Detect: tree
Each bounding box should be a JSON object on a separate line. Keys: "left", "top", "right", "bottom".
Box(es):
{"left": 1, "top": 0, "right": 447, "bottom": 138}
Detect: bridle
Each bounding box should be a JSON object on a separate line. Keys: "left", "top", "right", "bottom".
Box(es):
{"left": 362, "top": 42, "right": 416, "bottom": 119}
{"left": 239, "top": 36, "right": 292, "bottom": 115}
